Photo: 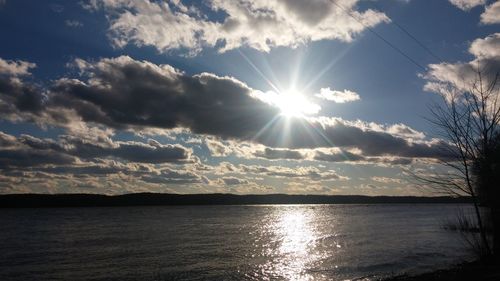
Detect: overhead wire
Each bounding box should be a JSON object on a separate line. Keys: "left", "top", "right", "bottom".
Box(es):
{"left": 330, "top": 0, "right": 436, "bottom": 71}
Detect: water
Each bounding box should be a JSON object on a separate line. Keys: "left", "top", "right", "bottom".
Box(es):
{"left": 0, "top": 204, "right": 474, "bottom": 281}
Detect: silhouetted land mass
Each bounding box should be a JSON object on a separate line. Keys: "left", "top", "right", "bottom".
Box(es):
{"left": 0, "top": 193, "right": 472, "bottom": 208}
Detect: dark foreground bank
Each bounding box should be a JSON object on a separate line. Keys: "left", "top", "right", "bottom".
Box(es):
{"left": 0, "top": 193, "right": 472, "bottom": 207}
{"left": 382, "top": 261, "right": 500, "bottom": 281}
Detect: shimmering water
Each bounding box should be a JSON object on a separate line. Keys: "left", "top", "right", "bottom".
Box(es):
{"left": 0, "top": 204, "right": 474, "bottom": 281}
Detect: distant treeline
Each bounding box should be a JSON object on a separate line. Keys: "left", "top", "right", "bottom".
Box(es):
{"left": 0, "top": 193, "right": 473, "bottom": 208}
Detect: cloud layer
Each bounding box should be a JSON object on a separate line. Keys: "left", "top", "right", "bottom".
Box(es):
{"left": 86, "top": 0, "right": 389, "bottom": 54}
{"left": 0, "top": 54, "right": 452, "bottom": 195}
{"left": 1, "top": 56, "right": 451, "bottom": 161}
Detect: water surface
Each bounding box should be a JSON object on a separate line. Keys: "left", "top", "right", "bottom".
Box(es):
{"left": 0, "top": 204, "right": 474, "bottom": 280}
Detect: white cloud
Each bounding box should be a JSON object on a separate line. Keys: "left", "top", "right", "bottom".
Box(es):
{"left": 469, "top": 32, "right": 500, "bottom": 58}
{"left": 205, "top": 138, "right": 232, "bottom": 157}
{"left": 86, "top": 0, "right": 389, "bottom": 54}
{"left": 423, "top": 33, "right": 500, "bottom": 97}
{"left": 448, "top": 0, "right": 499, "bottom": 25}
{"left": 481, "top": 1, "right": 500, "bottom": 24}
{"left": 371, "top": 176, "right": 405, "bottom": 184}
{"left": 448, "top": 0, "right": 486, "bottom": 11}
{"left": 216, "top": 162, "right": 349, "bottom": 181}
{"left": 0, "top": 58, "right": 36, "bottom": 76}
{"left": 65, "top": 20, "right": 84, "bottom": 27}
{"left": 387, "top": 123, "right": 426, "bottom": 140}
{"left": 315, "top": 88, "right": 360, "bottom": 103}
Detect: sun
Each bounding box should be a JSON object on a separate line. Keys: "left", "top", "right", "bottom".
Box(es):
{"left": 273, "top": 89, "right": 320, "bottom": 117}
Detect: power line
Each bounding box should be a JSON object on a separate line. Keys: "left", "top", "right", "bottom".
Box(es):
{"left": 391, "top": 21, "right": 443, "bottom": 62}
{"left": 370, "top": 2, "right": 444, "bottom": 62}
{"left": 330, "top": 0, "right": 428, "bottom": 71}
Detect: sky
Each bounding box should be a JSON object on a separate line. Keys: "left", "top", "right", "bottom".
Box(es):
{"left": 0, "top": 0, "right": 499, "bottom": 195}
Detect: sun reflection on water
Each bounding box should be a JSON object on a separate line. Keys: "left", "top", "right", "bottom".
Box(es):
{"left": 253, "top": 206, "right": 332, "bottom": 281}
{"left": 278, "top": 210, "right": 313, "bottom": 255}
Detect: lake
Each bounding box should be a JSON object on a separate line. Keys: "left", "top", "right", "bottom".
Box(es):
{"left": 0, "top": 204, "right": 474, "bottom": 280}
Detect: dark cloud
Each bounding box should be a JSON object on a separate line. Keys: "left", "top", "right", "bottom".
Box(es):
{"left": 254, "top": 147, "right": 305, "bottom": 160}
{"left": 49, "top": 57, "right": 278, "bottom": 138}
{"left": 0, "top": 131, "right": 207, "bottom": 190}
{"left": 0, "top": 131, "right": 17, "bottom": 147}
{"left": 62, "top": 137, "right": 192, "bottom": 164}
{"left": 281, "top": 0, "right": 332, "bottom": 25}
{"left": 18, "top": 134, "right": 193, "bottom": 164}
{"left": 0, "top": 149, "right": 75, "bottom": 169}
{"left": 52, "top": 57, "right": 450, "bottom": 158}
{"left": 313, "top": 150, "right": 365, "bottom": 162}
{"left": 37, "top": 164, "right": 126, "bottom": 176}
{"left": 1, "top": 131, "right": 193, "bottom": 171}
{"left": 251, "top": 117, "right": 453, "bottom": 160}
{"left": 221, "top": 177, "right": 249, "bottom": 185}
{"left": 0, "top": 76, "right": 45, "bottom": 115}
{"left": 0, "top": 56, "right": 452, "bottom": 161}
{"left": 140, "top": 169, "right": 207, "bottom": 184}
{"left": 0, "top": 131, "right": 76, "bottom": 169}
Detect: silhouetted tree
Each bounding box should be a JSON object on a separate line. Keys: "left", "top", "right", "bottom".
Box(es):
{"left": 473, "top": 131, "right": 500, "bottom": 258}
{"left": 412, "top": 70, "right": 500, "bottom": 258}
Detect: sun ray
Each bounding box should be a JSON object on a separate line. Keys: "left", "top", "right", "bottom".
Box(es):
{"left": 237, "top": 50, "right": 281, "bottom": 94}
{"left": 301, "top": 46, "right": 353, "bottom": 94}
{"left": 250, "top": 114, "right": 283, "bottom": 143}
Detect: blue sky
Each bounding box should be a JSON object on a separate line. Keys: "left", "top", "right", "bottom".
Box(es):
{"left": 0, "top": 0, "right": 499, "bottom": 195}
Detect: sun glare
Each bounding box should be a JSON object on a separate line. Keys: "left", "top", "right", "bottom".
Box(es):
{"left": 273, "top": 89, "right": 320, "bottom": 117}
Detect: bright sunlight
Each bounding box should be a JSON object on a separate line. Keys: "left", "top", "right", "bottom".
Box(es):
{"left": 268, "top": 89, "right": 320, "bottom": 117}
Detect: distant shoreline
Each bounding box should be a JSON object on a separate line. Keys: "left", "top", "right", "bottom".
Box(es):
{"left": 0, "top": 193, "right": 472, "bottom": 208}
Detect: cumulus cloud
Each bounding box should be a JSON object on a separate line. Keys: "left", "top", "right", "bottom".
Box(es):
{"left": 0, "top": 149, "right": 75, "bottom": 169}
{"left": 217, "top": 162, "right": 348, "bottom": 181}
{"left": 313, "top": 149, "right": 365, "bottom": 162}
{"left": 140, "top": 168, "right": 207, "bottom": 184}
{"left": 220, "top": 177, "right": 250, "bottom": 185}
{"left": 315, "top": 88, "right": 360, "bottom": 103}
{"left": 205, "top": 138, "right": 232, "bottom": 157}
{"left": 0, "top": 132, "right": 76, "bottom": 169}
{"left": 258, "top": 117, "right": 452, "bottom": 159}
{"left": 448, "top": 0, "right": 486, "bottom": 11}
{"left": 0, "top": 58, "right": 36, "bottom": 76}
{"left": 469, "top": 33, "right": 500, "bottom": 58}
{"left": 312, "top": 149, "right": 419, "bottom": 166}
{"left": 50, "top": 56, "right": 280, "bottom": 138}
{"left": 65, "top": 20, "right": 83, "bottom": 27}
{"left": 0, "top": 56, "right": 451, "bottom": 161}
{"left": 1, "top": 131, "right": 193, "bottom": 168}
{"left": 386, "top": 124, "right": 426, "bottom": 140}
{"left": 0, "top": 130, "right": 207, "bottom": 193}
{"left": 423, "top": 33, "right": 500, "bottom": 97}
{"left": 371, "top": 176, "right": 406, "bottom": 184}
{"left": 0, "top": 75, "right": 45, "bottom": 117}
{"left": 481, "top": 1, "right": 500, "bottom": 24}
{"left": 253, "top": 147, "right": 305, "bottom": 160}
{"left": 27, "top": 135, "right": 193, "bottom": 164}
{"left": 84, "top": 0, "right": 389, "bottom": 54}
{"left": 448, "top": 0, "right": 499, "bottom": 25}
